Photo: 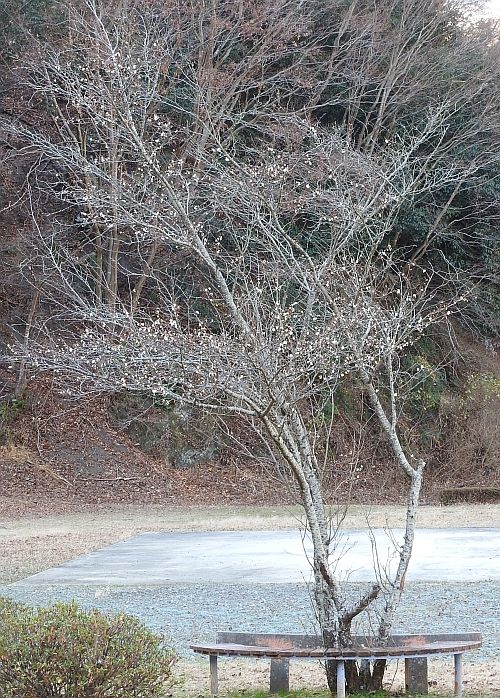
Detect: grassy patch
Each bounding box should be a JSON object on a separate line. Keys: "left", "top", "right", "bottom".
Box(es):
{"left": 0, "top": 443, "right": 36, "bottom": 463}
{"left": 208, "top": 688, "right": 491, "bottom": 698}
{"left": 224, "top": 688, "right": 410, "bottom": 698}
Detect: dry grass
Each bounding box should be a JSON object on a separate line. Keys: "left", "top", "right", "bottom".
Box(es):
{"left": 0, "top": 443, "right": 37, "bottom": 462}
{"left": 175, "top": 656, "right": 500, "bottom": 697}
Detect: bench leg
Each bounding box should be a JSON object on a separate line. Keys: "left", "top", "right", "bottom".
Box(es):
{"left": 405, "top": 657, "right": 428, "bottom": 694}
{"left": 270, "top": 658, "right": 290, "bottom": 693}
{"left": 210, "top": 654, "right": 218, "bottom": 695}
{"left": 336, "top": 660, "right": 346, "bottom": 698}
{"left": 454, "top": 653, "right": 463, "bottom": 698}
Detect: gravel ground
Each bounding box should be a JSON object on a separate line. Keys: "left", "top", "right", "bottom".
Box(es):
{"left": 3, "top": 580, "right": 499, "bottom": 663}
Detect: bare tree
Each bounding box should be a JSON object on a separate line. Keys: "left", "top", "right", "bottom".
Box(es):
{"left": 2, "top": 0, "right": 499, "bottom": 693}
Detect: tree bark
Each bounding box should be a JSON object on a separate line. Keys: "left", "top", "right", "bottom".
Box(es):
{"left": 14, "top": 286, "right": 40, "bottom": 399}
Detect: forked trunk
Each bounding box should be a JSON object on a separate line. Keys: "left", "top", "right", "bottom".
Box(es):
{"left": 316, "top": 590, "right": 361, "bottom": 694}
{"left": 325, "top": 655, "right": 386, "bottom": 694}
{"left": 317, "top": 587, "right": 387, "bottom": 694}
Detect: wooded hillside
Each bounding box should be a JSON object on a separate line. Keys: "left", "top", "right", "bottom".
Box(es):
{"left": 0, "top": 0, "right": 499, "bottom": 509}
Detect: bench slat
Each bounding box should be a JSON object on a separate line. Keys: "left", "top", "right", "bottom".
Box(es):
{"left": 191, "top": 639, "right": 481, "bottom": 659}
{"left": 216, "top": 631, "right": 482, "bottom": 648}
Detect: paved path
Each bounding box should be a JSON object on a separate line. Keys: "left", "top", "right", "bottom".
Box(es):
{"left": 18, "top": 528, "right": 500, "bottom": 585}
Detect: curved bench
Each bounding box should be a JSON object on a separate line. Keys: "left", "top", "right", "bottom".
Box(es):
{"left": 191, "top": 632, "right": 482, "bottom": 698}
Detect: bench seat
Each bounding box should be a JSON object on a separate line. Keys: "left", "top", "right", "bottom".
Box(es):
{"left": 191, "top": 639, "right": 481, "bottom": 658}
{"left": 190, "top": 632, "right": 482, "bottom": 697}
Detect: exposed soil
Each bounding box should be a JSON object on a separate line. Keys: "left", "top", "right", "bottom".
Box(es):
{"left": 1, "top": 371, "right": 498, "bottom": 521}
{"left": 176, "top": 656, "right": 500, "bottom": 697}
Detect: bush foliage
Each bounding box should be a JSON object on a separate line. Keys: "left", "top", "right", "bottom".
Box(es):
{"left": 439, "top": 486, "right": 500, "bottom": 505}
{"left": 0, "top": 597, "right": 177, "bottom": 698}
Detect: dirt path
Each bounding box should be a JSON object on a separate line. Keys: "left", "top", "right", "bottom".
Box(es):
{"left": 1, "top": 502, "right": 499, "bottom": 584}
{"left": 175, "top": 656, "right": 500, "bottom": 697}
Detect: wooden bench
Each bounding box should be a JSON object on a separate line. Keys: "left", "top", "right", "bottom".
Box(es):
{"left": 191, "top": 631, "right": 482, "bottom": 698}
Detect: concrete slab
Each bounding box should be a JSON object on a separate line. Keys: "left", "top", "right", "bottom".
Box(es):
{"left": 16, "top": 528, "right": 500, "bottom": 586}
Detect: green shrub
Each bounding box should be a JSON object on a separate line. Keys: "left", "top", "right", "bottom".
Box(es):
{"left": 0, "top": 397, "right": 26, "bottom": 445}
{"left": 0, "top": 0, "right": 60, "bottom": 63}
{"left": 0, "top": 597, "right": 177, "bottom": 698}
{"left": 439, "top": 486, "right": 500, "bottom": 505}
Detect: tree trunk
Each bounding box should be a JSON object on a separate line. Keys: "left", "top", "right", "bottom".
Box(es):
{"left": 325, "top": 658, "right": 386, "bottom": 695}
{"left": 370, "top": 659, "right": 386, "bottom": 690}
{"left": 322, "top": 617, "right": 387, "bottom": 694}
{"left": 323, "top": 622, "right": 363, "bottom": 695}
{"left": 14, "top": 286, "right": 40, "bottom": 399}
